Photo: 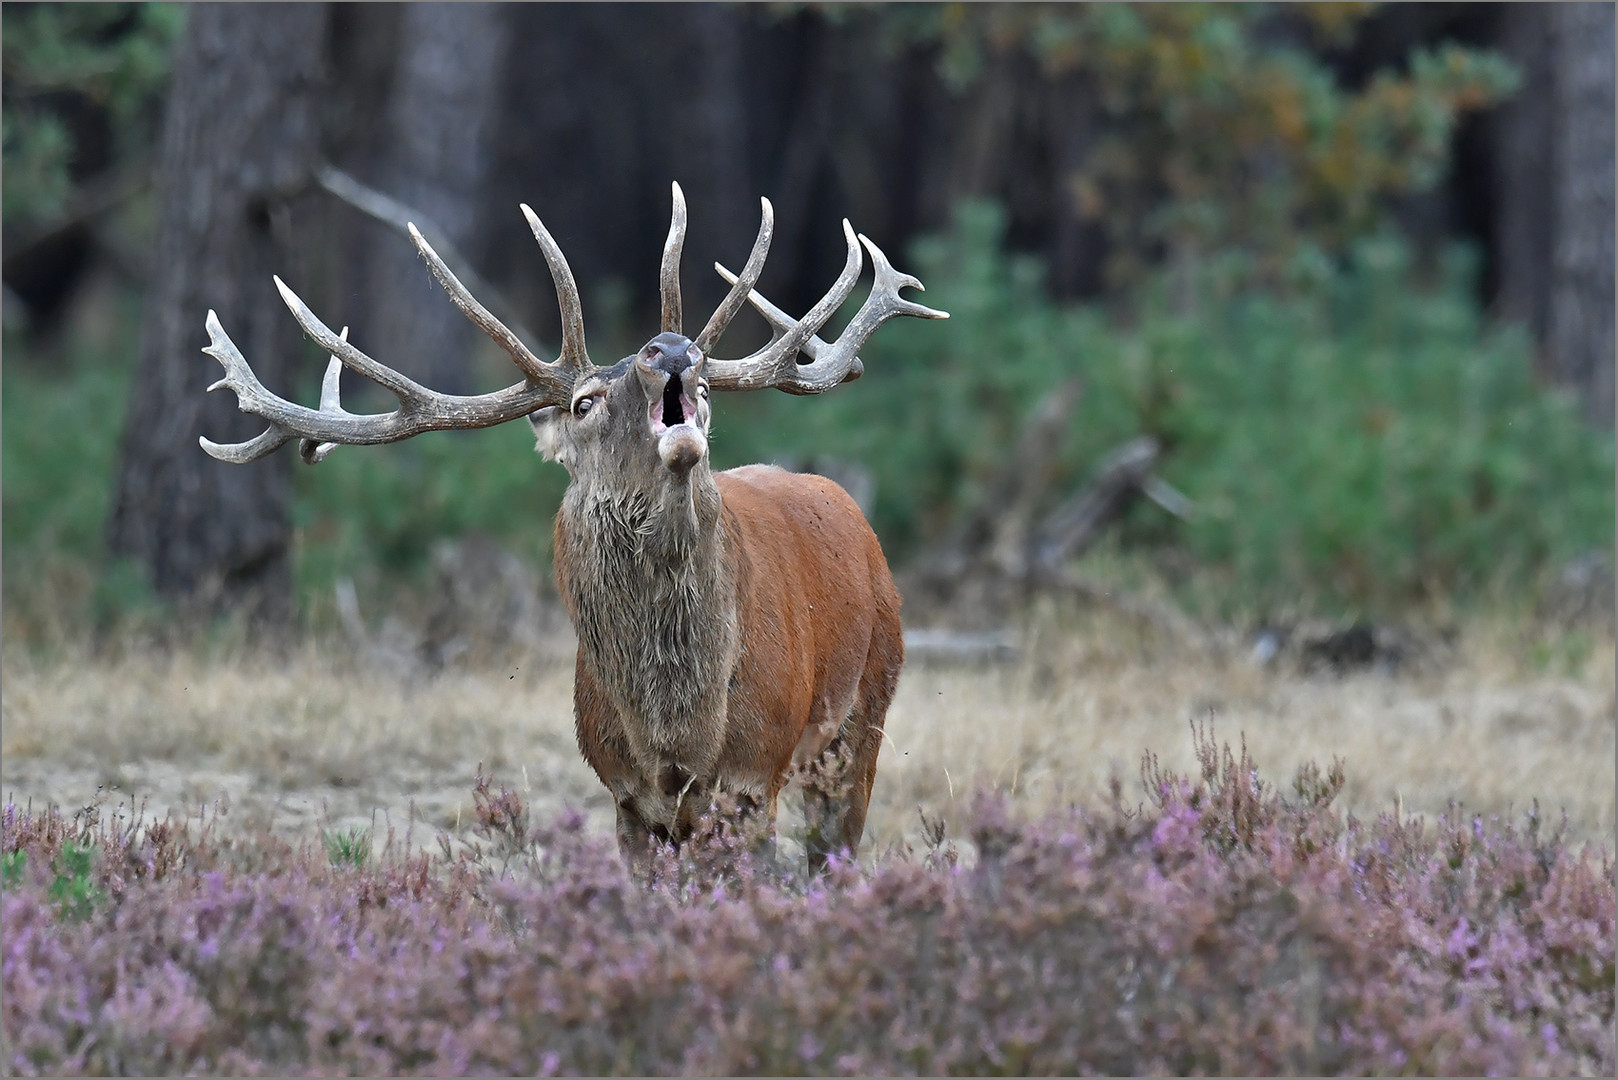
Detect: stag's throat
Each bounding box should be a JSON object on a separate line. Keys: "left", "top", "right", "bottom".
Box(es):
{"left": 556, "top": 476, "right": 738, "bottom": 770}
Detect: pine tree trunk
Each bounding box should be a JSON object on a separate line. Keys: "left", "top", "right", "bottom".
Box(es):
{"left": 1493, "top": 4, "right": 1555, "bottom": 344}
{"left": 360, "top": 2, "right": 511, "bottom": 395}
{"left": 106, "top": 3, "right": 328, "bottom": 626}
{"left": 1548, "top": 2, "right": 1616, "bottom": 428}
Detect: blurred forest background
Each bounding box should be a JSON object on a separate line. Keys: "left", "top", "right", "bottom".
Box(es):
{"left": 3, "top": 1, "right": 1613, "bottom": 650}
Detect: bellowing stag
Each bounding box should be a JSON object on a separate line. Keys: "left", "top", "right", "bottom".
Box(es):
{"left": 200, "top": 183, "right": 947, "bottom": 875}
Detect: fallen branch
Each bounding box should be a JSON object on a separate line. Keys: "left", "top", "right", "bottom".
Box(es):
{"left": 901, "top": 381, "right": 1210, "bottom": 648}
{"left": 1141, "top": 474, "right": 1194, "bottom": 520}
{"left": 902, "top": 627, "right": 1020, "bottom": 663}
{"left": 1031, "top": 566, "right": 1220, "bottom": 652}
{"left": 1030, "top": 435, "right": 1160, "bottom": 572}
{"left": 1, "top": 162, "right": 152, "bottom": 270}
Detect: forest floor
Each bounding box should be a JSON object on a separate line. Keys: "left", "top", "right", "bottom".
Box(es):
{"left": 2, "top": 610, "right": 1612, "bottom": 860}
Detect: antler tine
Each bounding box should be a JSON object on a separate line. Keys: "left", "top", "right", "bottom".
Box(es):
{"left": 198, "top": 307, "right": 327, "bottom": 464}
{"left": 407, "top": 224, "right": 551, "bottom": 383}
{"left": 702, "top": 220, "right": 865, "bottom": 393}
{"left": 198, "top": 311, "right": 298, "bottom": 462}
{"left": 299, "top": 326, "right": 349, "bottom": 464}
{"left": 704, "top": 229, "right": 947, "bottom": 396}
{"left": 273, "top": 276, "right": 435, "bottom": 400}
{"left": 694, "top": 196, "right": 774, "bottom": 356}
{"left": 520, "top": 204, "right": 591, "bottom": 373}
{"left": 796, "top": 233, "right": 948, "bottom": 388}
{"left": 660, "top": 181, "right": 687, "bottom": 334}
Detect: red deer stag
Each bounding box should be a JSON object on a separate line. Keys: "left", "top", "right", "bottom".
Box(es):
{"left": 200, "top": 184, "right": 946, "bottom": 876}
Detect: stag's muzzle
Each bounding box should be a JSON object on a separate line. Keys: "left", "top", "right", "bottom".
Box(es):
{"left": 636, "top": 332, "right": 709, "bottom": 472}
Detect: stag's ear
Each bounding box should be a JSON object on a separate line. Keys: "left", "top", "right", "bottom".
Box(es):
{"left": 529, "top": 406, "right": 566, "bottom": 463}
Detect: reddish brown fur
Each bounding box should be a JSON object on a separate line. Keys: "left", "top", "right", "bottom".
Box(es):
{"left": 564, "top": 464, "right": 902, "bottom": 874}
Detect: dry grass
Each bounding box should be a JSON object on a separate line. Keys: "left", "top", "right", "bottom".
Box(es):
{"left": 877, "top": 614, "right": 1614, "bottom": 852}
{"left": 2, "top": 611, "right": 1612, "bottom": 858}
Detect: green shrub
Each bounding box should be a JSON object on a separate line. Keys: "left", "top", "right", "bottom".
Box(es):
{"left": 34, "top": 841, "right": 102, "bottom": 921}
{"left": 1, "top": 850, "right": 25, "bottom": 889}
{"left": 717, "top": 202, "right": 1614, "bottom": 611}
{"left": 1, "top": 304, "right": 146, "bottom": 642}
{"left": 1154, "top": 238, "right": 1612, "bottom": 608}
{"left": 290, "top": 420, "right": 566, "bottom": 610}
{"left": 2, "top": 3, "right": 184, "bottom": 229}
{"left": 1, "top": 355, "right": 129, "bottom": 569}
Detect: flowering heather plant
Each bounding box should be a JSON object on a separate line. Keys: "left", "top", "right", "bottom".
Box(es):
{"left": 4, "top": 728, "right": 1612, "bottom": 1076}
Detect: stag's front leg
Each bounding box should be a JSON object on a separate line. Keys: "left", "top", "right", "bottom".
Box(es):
{"left": 735, "top": 789, "right": 782, "bottom": 866}
{"left": 682, "top": 785, "right": 783, "bottom": 878}
{"left": 614, "top": 800, "right": 667, "bottom": 883}
{"left": 614, "top": 766, "right": 722, "bottom": 883}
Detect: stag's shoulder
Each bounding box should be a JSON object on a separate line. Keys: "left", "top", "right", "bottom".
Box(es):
{"left": 716, "top": 464, "right": 863, "bottom": 521}
{"left": 718, "top": 464, "right": 900, "bottom": 621}
{"left": 717, "top": 463, "right": 890, "bottom": 579}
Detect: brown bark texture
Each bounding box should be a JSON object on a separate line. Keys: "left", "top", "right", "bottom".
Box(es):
{"left": 1493, "top": 4, "right": 1556, "bottom": 342}
{"left": 359, "top": 2, "right": 512, "bottom": 394}
{"left": 1548, "top": 2, "right": 1616, "bottom": 427}
{"left": 106, "top": 3, "right": 328, "bottom": 624}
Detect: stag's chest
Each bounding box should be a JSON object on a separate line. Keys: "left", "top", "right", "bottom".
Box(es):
{"left": 554, "top": 503, "right": 740, "bottom": 742}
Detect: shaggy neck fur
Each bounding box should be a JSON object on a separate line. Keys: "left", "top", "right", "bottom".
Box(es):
{"left": 555, "top": 466, "right": 738, "bottom": 774}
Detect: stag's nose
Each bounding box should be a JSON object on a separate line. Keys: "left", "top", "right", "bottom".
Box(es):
{"left": 640, "top": 332, "right": 699, "bottom": 377}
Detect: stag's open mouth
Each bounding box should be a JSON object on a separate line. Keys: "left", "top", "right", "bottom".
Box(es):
{"left": 650, "top": 373, "right": 698, "bottom": 436}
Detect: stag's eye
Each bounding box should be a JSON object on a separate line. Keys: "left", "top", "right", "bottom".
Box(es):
{"left": 574, "top": 396, "right": 594, "bottom": 417}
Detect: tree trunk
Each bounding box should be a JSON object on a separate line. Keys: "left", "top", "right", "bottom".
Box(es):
{"left": 1548, "top": 2, "right": 1616, "bottom": 428}
{"left": 106, "top": 3, "right": 328, "bottom": 626}
{"left": 360, "top": 3, "right": 511, "bottom": 395}
{"left": 1492, "top": 4, "right": 1555, "bottom": 343}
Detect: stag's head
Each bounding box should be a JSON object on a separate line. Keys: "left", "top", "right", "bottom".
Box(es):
{"left": 198, "top": 183, "right": 946, "bottom": 494}
{"left": 529, "top": 329, "right": 714, "bottom": 485}
{"left": 529, "top": 183, "right": 950, "bottom": 508}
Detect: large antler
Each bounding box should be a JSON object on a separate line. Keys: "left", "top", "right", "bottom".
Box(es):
{"left": 685, "top": 188, "right": 948, "bottom": 396}
{"left": 200, "top": 206, "right": 594, "bottom": 464}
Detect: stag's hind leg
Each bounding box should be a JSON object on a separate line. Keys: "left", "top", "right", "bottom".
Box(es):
{"left": 801, "top": 620, "right": 901, "bottom": 875}
{"left": 800, "top": 719, "right": 881, "bottom": 874}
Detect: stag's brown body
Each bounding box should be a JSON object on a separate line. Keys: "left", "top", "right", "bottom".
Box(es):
{"left": 559, "top": 464, "right": 902, "bottom": 871}
{"left": 199, "top": 181, "right": 944, "bottom": 875}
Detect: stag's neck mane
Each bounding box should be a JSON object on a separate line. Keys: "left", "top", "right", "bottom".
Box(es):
{"left": 554, "top": 469, "right": 740, "bottom": 758}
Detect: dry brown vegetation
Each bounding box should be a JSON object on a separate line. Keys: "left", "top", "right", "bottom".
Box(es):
{"left": 3, "top": 607, "right": 1611, "bottom": 859}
